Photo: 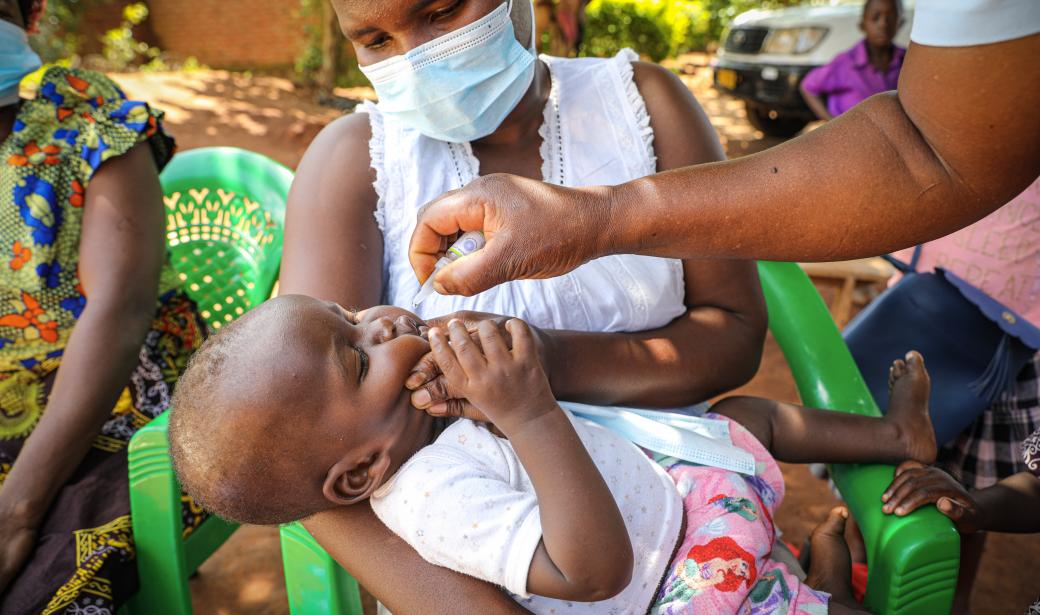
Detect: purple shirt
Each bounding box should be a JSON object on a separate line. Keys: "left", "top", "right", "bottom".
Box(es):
{"left": 801, "top": 40, "right": 905, "bottom": 117}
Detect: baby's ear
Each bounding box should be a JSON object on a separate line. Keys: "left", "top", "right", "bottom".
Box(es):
{"left": 322, "top": 451, "right": 391, "bottom": 506}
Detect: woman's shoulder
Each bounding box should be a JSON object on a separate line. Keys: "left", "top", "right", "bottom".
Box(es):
{"left": 629, "top": 58, "right": 685, "bottom": 98}
{"left": 307, "top": 107, "right": 374, "bottom": 158}
{"left": 293, "top": 109, "right": 375, "bottom": 201}
{"left": 32, "top": 67, "right": 129, "bottom": 116}
{"left": 13, "top": 67, "right": 175, "bottom": 183}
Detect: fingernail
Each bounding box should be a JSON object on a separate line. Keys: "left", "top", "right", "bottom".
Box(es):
{"left": 406, "top": 373, "right": 424, "bottom": 389}
{"left": 895, "top": 507, "right": 905, "bottom": 515}
{"left": 413, "top": 389, "right": 431, "bottom": 407}
{"left": 433, "top": 280, "right": 446, "bottom": 294}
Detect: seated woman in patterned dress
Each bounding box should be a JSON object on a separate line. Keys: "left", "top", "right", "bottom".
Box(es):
{"left": 0, "top": 2, "right": 206, "bottom": 612}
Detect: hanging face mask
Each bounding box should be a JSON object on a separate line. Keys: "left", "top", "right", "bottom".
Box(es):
{"left": 359, "top": 1, "right": 536, "bottom": 143}
{"left": 0, "top": 19, "right": 42, "bottom": 107}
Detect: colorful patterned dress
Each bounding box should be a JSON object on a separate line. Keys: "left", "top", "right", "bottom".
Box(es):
{"left": 0, "top": 68, "right": 206, "bottom": 614}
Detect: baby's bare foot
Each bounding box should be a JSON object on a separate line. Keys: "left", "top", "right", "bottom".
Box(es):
{"left": 805, "top": 507, "right": 855, "bottom": 602}
{"left": 885, "top": 351, "right": 937, "bottom": 465}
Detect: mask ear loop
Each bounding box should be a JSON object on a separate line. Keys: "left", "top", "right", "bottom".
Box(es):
{"left": 527, "top": 1, "right": 537, "bottom": 52}
{"left": 509, "top": 0, "right": 538, "bottom": 54}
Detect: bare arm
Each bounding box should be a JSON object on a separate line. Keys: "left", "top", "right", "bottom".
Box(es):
{"left": 280, "top": 115, "right": 528, "bottom": 614}
{"left": 0, "top": 145, "right": 165, "bottom": 587}
{"left": 614, "top": 37, "right": 1040, "bottom": 261}
{"left": 972, "top": 471, "right": 1040, "bottom": 534}
{"left": 799, "top": 82, "right": 832, "bottom": 121}
{"left": 409, "top": 35, "right": 1040, "bottom": 295}
{"left": 303, "top": 505, "right": 532, "bottom": 615}
{"left": 278, "top": 114, "right": 383, "bottom": 308}
{"left": 883, "top": 462, "right": 1040, "bottom": 534}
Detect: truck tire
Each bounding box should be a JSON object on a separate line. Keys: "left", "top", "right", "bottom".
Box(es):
{"left": 745, "top": 103, "right": 809, "bottom": 138}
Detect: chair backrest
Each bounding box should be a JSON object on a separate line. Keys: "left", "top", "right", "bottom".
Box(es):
{"left": 159, "top": 147, "right": 292, "bottom": 331}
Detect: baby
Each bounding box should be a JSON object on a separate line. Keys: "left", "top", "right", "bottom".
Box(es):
{"left": 170, "top": 294, "right": 938, "bottom": 615}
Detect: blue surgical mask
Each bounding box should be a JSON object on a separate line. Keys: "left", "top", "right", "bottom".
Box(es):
{"left": 0, "top": 19, "right": 41, "bottom": 107}
{"left": 359, "top": 1, "right": 536, "bottom": 143}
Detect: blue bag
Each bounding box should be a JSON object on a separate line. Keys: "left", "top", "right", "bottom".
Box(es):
{"left": 843, "top": 248, "right": 1040, "bottom": 445}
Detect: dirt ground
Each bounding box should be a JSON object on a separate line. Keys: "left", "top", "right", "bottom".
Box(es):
{"left": 111, "top": 56, "right": 1039, "bottom": 614}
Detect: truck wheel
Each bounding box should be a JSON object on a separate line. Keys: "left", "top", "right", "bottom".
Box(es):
{"left": 745, "top": 103, "right": 809, "bottom": 138}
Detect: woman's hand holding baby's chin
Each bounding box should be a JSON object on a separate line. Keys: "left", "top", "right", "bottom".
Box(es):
{"left": 426, "top": 319, "right": 559, "bottom": 434}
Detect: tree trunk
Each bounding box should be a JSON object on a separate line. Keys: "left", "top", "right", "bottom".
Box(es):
{"left": 317, "top": 0, "right": 340, "bottom": 92}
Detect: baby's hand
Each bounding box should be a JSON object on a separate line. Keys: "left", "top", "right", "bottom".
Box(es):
{"left": 407, "top": 324, "right": 500, "bottom": 419}
{"left": 428, "top": 319, "right": 557, "bottom": 434}
{"left": 407, "top": 312, "right": 551, "bottom": 407}
{"left": 881, "top": 461, "right": 982, "bottom": 533}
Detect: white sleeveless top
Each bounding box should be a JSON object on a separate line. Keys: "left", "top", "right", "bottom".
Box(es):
{"left": 362, "top": 49, "right": 686, "bottom": 333}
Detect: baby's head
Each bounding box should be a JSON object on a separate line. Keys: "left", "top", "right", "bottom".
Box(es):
{"left": 170, "top": 295, "right": 432, "bottom": 525}
{"left": 860, "top": 0, "right": 902, "bottom": 49}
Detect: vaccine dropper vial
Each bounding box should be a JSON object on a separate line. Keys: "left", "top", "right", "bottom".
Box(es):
{"left": 412, "top": 231, "right": 486, "bottom": 307}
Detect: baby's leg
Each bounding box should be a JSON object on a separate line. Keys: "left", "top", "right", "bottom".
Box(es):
{"left": 710, "top": 352, "right": 937, "bottom": 465}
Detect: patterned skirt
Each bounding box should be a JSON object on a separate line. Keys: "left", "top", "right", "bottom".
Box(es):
{"left": 938, "top": 353, "right": 1040, "bottom": 490}
{"left": 0, "top": 292, "right": 206, "bottom": 615}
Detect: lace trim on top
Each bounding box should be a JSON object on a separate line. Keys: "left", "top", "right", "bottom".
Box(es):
{"left": 614, "top": 48, "right": 657, "bottom": 173}
{"left": 538, "top": 56, "right": 564, "bottom": 185}
{"left": 450, "top": 141, "right": 480, "bottom": 187}
{"left": 360, "top": 101, "right": 389, "bottom": 233}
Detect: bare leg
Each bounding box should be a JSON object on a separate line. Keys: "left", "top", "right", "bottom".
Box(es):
{"left": 803, "top": 507, "right": 871, "bottom": 615}
{"left": 952, "top": 532, "right": 985, "bottom": 614}
{"left": 711, "top": 352, "right": 937, "bottom": 465}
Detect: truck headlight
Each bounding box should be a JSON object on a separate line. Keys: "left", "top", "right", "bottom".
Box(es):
{"left": 761, "top": 27, "right": 828, "bottom": 54}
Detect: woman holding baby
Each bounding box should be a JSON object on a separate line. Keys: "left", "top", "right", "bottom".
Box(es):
{"left": 275, "top": 0, "right": 808, "bottom": 612}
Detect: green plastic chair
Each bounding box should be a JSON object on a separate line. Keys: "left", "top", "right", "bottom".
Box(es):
{"left": 279, "top": 261, "right": 960, "bottom": 615}
{"left": 123, "top": 147, "right": 292, "bottom": 615}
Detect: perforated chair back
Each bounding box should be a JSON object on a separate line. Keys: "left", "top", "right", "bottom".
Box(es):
{"left": 161, "top": 147, "right": 291, "bottom": 329}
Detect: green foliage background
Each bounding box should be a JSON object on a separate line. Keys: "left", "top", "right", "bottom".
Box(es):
{"left": 581, "top": 0, "right": 802, "bottom": 62}
{"left": 28, "top": 0, "right": 810, "bottom": 77}
{"left": 29, "top": 0, "right": 104, "bottom": 63}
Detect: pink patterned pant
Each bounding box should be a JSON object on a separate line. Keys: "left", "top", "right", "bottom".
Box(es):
{"left": 650, "top": 414, "right": 831, "bottom": 615}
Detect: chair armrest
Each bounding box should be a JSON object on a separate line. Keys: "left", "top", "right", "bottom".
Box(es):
{"left": 758, "top": 262, "right": 959, "bottom": 615}
{"left": 127, "top": 411, "right": 240, "bottom": 614}
{"left": 281, "top": 523, "right": 364, "bottom": 615}
{"left": 127, "top": 411, "right": 192, "bottom": 613}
